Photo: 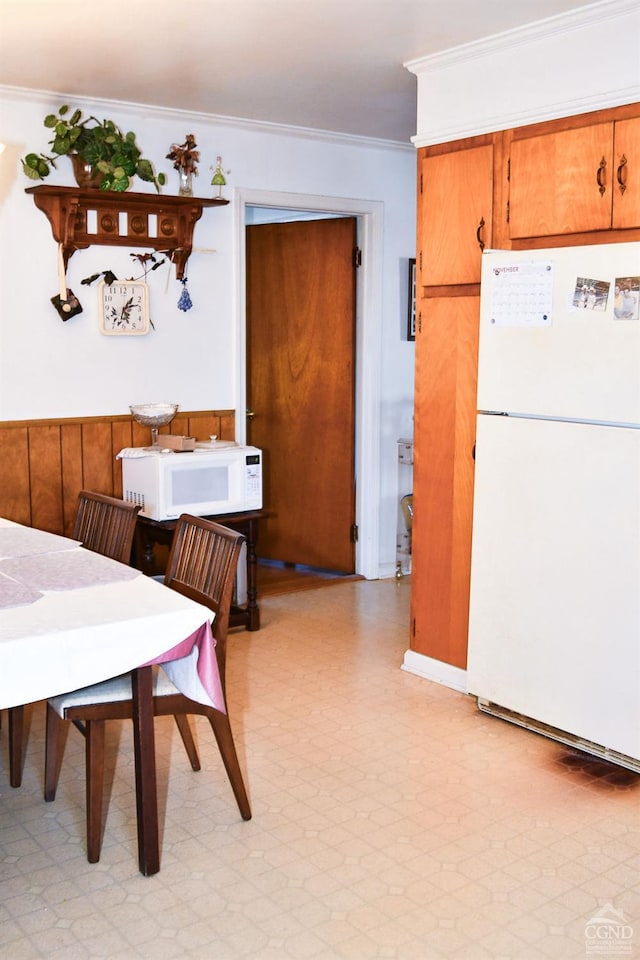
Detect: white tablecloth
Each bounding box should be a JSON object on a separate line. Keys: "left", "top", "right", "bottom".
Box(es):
{"left": 0, "top": 518, "right": 224, "bottom": 712}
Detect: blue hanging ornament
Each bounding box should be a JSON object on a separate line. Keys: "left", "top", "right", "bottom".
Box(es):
{"left": 177, "top": 278, "right": 193, "bottom": 312}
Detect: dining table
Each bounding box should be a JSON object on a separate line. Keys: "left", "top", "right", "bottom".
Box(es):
{"left": 0, "top": 516, "right": 225, "bottom": 876}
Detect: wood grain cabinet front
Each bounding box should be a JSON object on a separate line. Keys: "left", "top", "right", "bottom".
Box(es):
{"left": 613, "top": 117, "right": 640, "bottom": 229}
{"left": 509, "top": 115, "right": 640, "bottom": 239}
{"left": 410, "top": 295, "right": 480, "bottom": 670}
{"left": 418, "top": 144, "right": 494, "bottom": 286}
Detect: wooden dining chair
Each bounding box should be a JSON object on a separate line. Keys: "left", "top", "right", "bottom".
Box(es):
{"left": 7, "top": 490, "right": 141, "bottom": 788}
{"left": 72, "top": 489, "right": 142, "bottom": 565}
{"left": 44, "top": 514, "right": 252, "bottom": 863}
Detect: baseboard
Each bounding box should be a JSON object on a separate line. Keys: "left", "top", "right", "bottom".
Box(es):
{"left": 401, "top": 649, "right": 467, "bottom": 694}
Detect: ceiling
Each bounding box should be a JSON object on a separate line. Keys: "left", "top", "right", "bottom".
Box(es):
{"left": 0, "top": 0, "right": 590, "bottom": 143}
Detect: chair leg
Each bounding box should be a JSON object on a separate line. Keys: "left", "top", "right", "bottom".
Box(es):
{"left": 208, "top": 712, "right": 252, "bottom": 821}
{"left": 85, "top": 719, "right": 106, "bottom": 863}
{"left": 8, "top": 706, "right": 25, "bottom": 788}
{"left": 173, "top": 714, "right": 201, "bottom": 771}
{"left": 44, "top": 705, "right": 65, "bottom": 801}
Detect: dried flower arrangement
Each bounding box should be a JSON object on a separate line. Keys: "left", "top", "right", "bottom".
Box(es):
{"left": 166, "top": 134, "right": 200, "bottom": 176}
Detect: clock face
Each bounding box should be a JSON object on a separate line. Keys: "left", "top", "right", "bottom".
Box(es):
{"left": 98, "top": 281, "right": 150, "bottom": 335}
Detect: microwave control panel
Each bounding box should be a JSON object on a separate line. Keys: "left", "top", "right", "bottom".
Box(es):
{"left": 245, "top": 452, "right": 262, "bottom": 507}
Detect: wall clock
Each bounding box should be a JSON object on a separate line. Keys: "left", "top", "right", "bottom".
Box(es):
{"left": 98, "top": 280, "right": 150, "bottom": 335}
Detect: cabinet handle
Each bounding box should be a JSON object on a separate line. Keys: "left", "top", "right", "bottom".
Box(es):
{"left": 596, "top": 156, "right": 607, "bottom": 197}
{"left": 617, "top": 154, "right": 628, "bottom": 194}
{"left": 476, "top": 217, "right": 485, "bottom": 251}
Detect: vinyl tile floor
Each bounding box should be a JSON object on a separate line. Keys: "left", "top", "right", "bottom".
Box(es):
{"left": 1, "top": 577, "right": 639, "bottom": 960}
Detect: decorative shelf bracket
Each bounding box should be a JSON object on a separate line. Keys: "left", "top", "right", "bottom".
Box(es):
{"left": 26, "top": 186, "right": 229, "bottom": 280}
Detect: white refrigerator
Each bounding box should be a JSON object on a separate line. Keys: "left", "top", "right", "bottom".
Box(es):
{"left": 467, "top": 241, "right": 640, "bottom": 771}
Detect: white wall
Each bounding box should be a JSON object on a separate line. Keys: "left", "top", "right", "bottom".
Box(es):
{"left": 0, "top": 87, "right": 416, "bottom": 577}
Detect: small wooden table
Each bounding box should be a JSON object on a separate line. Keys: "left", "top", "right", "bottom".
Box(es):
{"left": 134, "top": 510, "right": 269, "bottom": 631}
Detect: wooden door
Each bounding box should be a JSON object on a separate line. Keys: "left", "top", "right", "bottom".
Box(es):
{"left": 509, "top": 123, "right": 614, "bottom": 238}
{"left": 612, "top": 116, "right": 640, "bottom": 229}
{"left": 410, "top": 295, "right": 480, "bottom": 670}
{"left": 246, "top": 217, "right": 357, "bottom": 572}
{"left": 420, "top": 145, "right": 493, "bottom": 286}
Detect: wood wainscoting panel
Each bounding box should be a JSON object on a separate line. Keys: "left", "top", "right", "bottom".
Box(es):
{"left": 0, "top": 410, "right": 235, "bottom": 537}
{"left": 28, "top": 424, "right": 64, "bottom": 534}
{"left": 79, "top": 421, "right": 115, "bottom": 508}
{"left": 60, "top": 424, "right": 84, "bottom": 537}
{"left": 0, "top": 425, "right": 30, "bottom": 526}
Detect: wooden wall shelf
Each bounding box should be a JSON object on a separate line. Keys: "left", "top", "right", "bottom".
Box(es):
{"left": 26, "top": 185, "right": 229, "bottom": 280}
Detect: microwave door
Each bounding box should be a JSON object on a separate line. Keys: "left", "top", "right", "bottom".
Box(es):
{"left": 170, "top": 462, "right": 230, "bottom": 509}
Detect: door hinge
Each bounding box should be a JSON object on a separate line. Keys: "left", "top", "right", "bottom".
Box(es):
{"left": 506, "top": 199, "right": 510, "bottom": 223}
{"left": 418, "top": 310, "right": 422, "bottom": 334}
{"left": 420, "top": 171, "right": 423, "bottom": 194}
{"left": 353, "top": 246, "right": 362, "bottom": 268}
{"left": 411, "top": 617, "right": 416, "bottom": 638}
{"left": 507, "top": 157, "right": 510, "bottom": 182}
{"left": 350, "top": 523, "right": 359, "bottom": 543}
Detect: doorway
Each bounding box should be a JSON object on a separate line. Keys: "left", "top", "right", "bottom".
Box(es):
{"left": 233, "top": 188, "right": 384, "bottom": 580}
{"left": 246, "top": 215, "right": 357, "bottom": 573}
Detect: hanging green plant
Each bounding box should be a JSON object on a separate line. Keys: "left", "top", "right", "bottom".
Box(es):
{"left": 22, "top": 105, "right": 166, "bottom": 193}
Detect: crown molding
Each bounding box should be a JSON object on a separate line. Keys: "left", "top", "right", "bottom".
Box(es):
{"left": 0, "top": 84, "right": 414, "bottom": 153}
{"left": 405, "top": 0, "right": 639, "bottom": 76}
{"left": 406, "top": 0, "right": 639, "bottom": 148}
{"left": 411, "top": 87, "right": 640, "bottom": 149}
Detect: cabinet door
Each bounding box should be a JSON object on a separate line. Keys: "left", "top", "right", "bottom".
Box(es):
{"left": 420, "top": 146, "right": 493, "bottom": 286}
{"left": 509, "top": 123, "right": 614, "bottom": 238}
{"left": 612, "top": 116, "right": 640, "bottom": 229}
{"left": 410, "top": 295, "right": 480, "bottom": 670}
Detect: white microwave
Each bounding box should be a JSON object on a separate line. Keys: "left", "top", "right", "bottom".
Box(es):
{"left": 121, "top": 444, "right": 262, "bottom": 521}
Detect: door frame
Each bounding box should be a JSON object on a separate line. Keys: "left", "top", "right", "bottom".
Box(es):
{"left": 232, "top": 188, "right": 384, "bottom": 580}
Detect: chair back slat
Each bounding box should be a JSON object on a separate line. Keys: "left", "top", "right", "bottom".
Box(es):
{"left": 164, "top": 515, "right": 245, "bottom": 679}
{"left": 73, "top": 491, "right": 141, "bottom": 565}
